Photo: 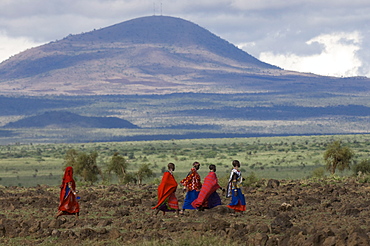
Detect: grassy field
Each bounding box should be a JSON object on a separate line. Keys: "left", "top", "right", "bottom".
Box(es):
{"left": 0, "top": 134, "right": 369, "bottom": 187}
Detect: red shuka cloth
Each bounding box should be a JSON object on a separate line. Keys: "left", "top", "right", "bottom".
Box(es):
{"left": 191, "top": 171, "right": 220, "bottom": 208}
{"left": 58, "top": 166, "right": 80, "bottom": 214}
{"left": 152, "top": 171, "right": 179, "bottom": 209}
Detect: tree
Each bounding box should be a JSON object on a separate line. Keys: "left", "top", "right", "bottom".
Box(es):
{"left": 324, "top": 141, "right": 354, "bottom": 175}
{"left": 136, "top": 164, "right": 155, "bottom": 184}
{"left": 123, "top": 173, "right": 137, "bottom": 184}
{"left": 76, "top": 151, "right": 100, "bottom": 184}
{"left": 64, "top": 149, "right": 78, "bottom": 167}
{"left": 106, "top": 152, "right": 129, "bottom": 184}
{"left": 64, "top": 149, "right": 100, "bottom": 184}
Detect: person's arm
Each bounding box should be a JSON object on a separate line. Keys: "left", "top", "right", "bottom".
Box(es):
{"left": 231, "top": 173, "right": 238, "bottom": 196}
{"left": 67, "top": 182, "right": 77, "bottom": 195}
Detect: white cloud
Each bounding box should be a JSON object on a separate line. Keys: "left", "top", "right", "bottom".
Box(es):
{"left": 0, "top": 31, "right": 44, "bottom": 62}
{"left": 258, "top": 32, "right": 363, "bottom": 77}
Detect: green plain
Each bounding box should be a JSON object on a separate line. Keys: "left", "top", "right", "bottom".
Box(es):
{"left": 1, "top": 134, "right": 369, "bottom": 187}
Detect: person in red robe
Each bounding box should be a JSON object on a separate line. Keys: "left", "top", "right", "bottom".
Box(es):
{"left": 191, "top": 164, "right": 223, "bottom": 210}
{"left": 152, "top": 163, "right": 179, "bottom": 216}
{"left": 55, "top": 166, "right": 80, "bottom": 218}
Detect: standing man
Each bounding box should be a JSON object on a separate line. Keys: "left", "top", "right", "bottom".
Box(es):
{"left": 180, "top": 161, "right": 202, "bottom": 212}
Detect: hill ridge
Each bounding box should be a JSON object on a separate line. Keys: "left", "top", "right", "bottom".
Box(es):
{"left": 0, "top": 15, "right": 369, "bottom": 98}
{"left": 0, "top": 15, "right": 284, "bottom": 96}
{"left": 2, "top": 111, "right": 139, "bottom": 129}
{"left": 63, "top": 15, "right": 277, "bottom": 67}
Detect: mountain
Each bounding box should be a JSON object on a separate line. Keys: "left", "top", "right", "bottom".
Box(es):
{"left": 0, "top": 15, "right": 348, "bottom": 96}
{"left": 0, "top": 16, "right": 370, "bottom": 144}
{"left": 2, "top": 111, "right": 139, "bottom": 129}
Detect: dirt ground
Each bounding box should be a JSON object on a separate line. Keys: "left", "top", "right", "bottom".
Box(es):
{"left": 1, "top": 178, "right": 370, "bottom": 246}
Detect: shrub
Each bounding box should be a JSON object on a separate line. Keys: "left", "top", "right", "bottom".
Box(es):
{"left": 123, "top": 173, "right": 137, "bottom": 184}
{"left": 106, "top": 152, "right": 129, "bottom": 184}
{"left": 352, "top": 159, "right": 370, "bottom": 175}
{"left": 136, "top": 164, "right": 155, "bottom": 184}
{"left": 312, "top": 167, "right": 326, "bottom": 179}
{"left": 359, "top": 175, "right": 370, "bottom": 183}
{"left": 243, "top": 172, "right": 259, "bottom": 187}
{"left": 324, "top": 140, "right": 354, "bottom": 174}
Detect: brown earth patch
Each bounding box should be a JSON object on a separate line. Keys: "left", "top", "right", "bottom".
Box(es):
{"left": 0, "top": 180, "right": 370, "bottom": 245}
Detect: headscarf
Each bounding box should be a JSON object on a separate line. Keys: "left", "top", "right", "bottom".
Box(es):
{"left": 60, "top": 166, "right": 76, "bottom": 195}
{"left": 62, "top": 166, "right": 74, "bottom": 184}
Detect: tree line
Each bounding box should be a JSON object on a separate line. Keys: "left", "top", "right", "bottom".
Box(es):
{"left": 64, "top": 149, "right": 155, "bottom": 185}
{"left": 62, "top": 139, "right": 370, "bottom": 186}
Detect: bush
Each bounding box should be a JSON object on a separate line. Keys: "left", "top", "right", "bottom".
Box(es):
{"left": 312, "top": 167, "right": 326, "bottom": 179}
{"left": 244, "top": 172, "right": 259, "bottom": 187}
{"left": 122, "top": 173, "right": 137, "bottom": 184}
{"left": 359, "top": 175, "right": 370, "bottom": 183}
{"left": 352, "top": 159, "right": 370, "bottom": 175}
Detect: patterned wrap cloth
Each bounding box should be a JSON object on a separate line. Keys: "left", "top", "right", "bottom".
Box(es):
{"left": 180, "top": 167, "right": 202, "bottom": 191}
{"left": 180, "top": 167, "right": 202, "bottom": 209}
{"left": 226, "top": 168, "right": 246, "bottom": 212}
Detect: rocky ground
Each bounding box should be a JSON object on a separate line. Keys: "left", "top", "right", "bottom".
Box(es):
{"left": 0, "top": 178, "right": 370, "bottom": 246}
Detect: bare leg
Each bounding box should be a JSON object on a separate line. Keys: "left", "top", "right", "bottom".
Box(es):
{"left": 55, "top": 210, "right": 63, "bottom": 219}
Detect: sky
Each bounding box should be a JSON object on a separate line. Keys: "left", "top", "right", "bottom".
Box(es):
{"left": 1, "top": 0, "right": 370, "bottom": 77}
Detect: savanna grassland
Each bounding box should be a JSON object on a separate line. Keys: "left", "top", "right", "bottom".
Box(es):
{"left": 1, "top": 134, "right": 370, "bottom": 188}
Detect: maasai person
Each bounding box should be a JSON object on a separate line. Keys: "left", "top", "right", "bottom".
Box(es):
{"left": 191, "top": 164, "right": 223, "bottom": 210}
{"left": 180, "top": 161, "right": 202, "bottom": 212}
{"left": 55, "top": 166, "right": 80, "bottom": 218}
{"left": 152, "top": 163, "right": 179, "bottom": 216}
{"left": 226, "top": 160, "right": 246, "bottom": 212}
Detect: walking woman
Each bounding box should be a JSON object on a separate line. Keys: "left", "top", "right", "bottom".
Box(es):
{"left": 180, "top": 161, "right": 202, "bottom": 211}
{"left": 55, "top": 166, "right": 80, "bottom": 218}
{"left": 226, "top": 160, "right": 246, "bottom": 212}
{"left": 191, "top": 164, "right": 222, "bottom": 210}
{"left": 152, "top": 163, "right": 179, "bottom": 216}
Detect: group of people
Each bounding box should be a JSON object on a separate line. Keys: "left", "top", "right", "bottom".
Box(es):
{"left": 54, "top": 160, "right": 246, "bottom": 219}
{"left": 152, "top": 160, "right": 246, "bottom": 215}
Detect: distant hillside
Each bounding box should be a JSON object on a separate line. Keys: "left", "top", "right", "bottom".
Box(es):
{"left": 0, "top": 15, "right": 316, "bottom": 96}
{"left": 2, "top": 111, "right": 139, "bottom": 129}
{"left": 0, "top": 15, "right": 369, "bottom": 97}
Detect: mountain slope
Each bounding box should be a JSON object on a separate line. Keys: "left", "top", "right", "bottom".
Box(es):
{"left": 0, "top": 15, "right": 285, "bottom": 96}
{"left": 2, "top": 111, "right": 139, "bottom": 129}
{"left": 0, "top": 15, "right": 369, "bottom": 97}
